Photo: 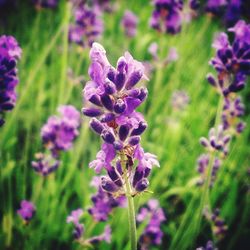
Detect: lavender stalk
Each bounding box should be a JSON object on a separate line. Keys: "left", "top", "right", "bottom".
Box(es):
{"left": 82, "top": 42, "right": 159, "bottom": 249}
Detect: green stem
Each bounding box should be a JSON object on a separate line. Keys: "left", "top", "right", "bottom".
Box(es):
{"left": 195, "top": 94, "right": 224, "bottom": 235}
{"left": 121, "top": 153, "right": 137, "bottom": 250}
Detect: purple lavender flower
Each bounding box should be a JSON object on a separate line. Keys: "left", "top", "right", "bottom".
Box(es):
{"left": 196, "top": 240, "right": 217, "bottom": 250}
{"left": 189, "top": 0, "right": 200, "bottom": 10}
{"left": 32, "top": 105, "right": 80, "bottom": 176}
{"left": 0, "top": 35, "right": 21, "bottom": 127}
{"left": 121, "top": 10, "right": 138, "bottom": 38}
{"left": 0, "top": 35, "right": 22, "bottom": 60}
{"left": 67, "top": 208, "right": 111, "bottom": 245}
{"left": 204, "top": 208, "right": 228, "bottom": 240}
{"left": 33, "top": 0, "right": 59, "bottom": 9}
{"left": 137, "top": 199, "right": 166, "bottom": 250}
{"left": 222, "top": 96, "right": 245, "bottom": 133}
{"left": 31, "top": 153, "right": 60, "bottom": 176}
{"left": 69, "top": 3, "right": 104, "bottom": 47}
{"left": 150, "top": 0, "right": 183, "bottom": 34}
{"left": 207, "top": 20, "right": 250, "bottom": 96}
{"left": 41, "top": 105, "right": 80, "bottom": 157}
{"left": 199, "top": 125, "right": 231, "bottom": 156}
{"left": 17, "top": 200, "right": 36, "bottom": 222}
{"left": 205, "top": 0, "right": 227, "bottom": 15}
{"left": 148, "top": 42, "right": 178, "bottom": 68}
{"left": 171, "top": 90, "right": 189, "bottom": 111}
{"left": 82, "top": 42, "right": 159, "bottom": 197}
{"left": 67, "top": 208, "right": 84, "bottom": 239}
{"left": 86, "top": 225, "right": 111, "bottom": 244}
{"left": 88, "top": 177, "right": 126, "bottom": 221}
{"left": 93, "top": 0, "right": 112, "bottom": 12}
{"left": 196, "top": 154, "right": 221, "bottom": 187}
{"left": 224, "top": 0, "right": 243, "bottom": 27}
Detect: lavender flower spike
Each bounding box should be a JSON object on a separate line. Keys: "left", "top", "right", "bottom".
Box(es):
{"left": 17, "top": 200, "right": 36, "bottom": 223}
{"left": 67, "top": 208, "right": 84, "bottom": 240}
{"left": 137, "top": 199, "right": 166, "bottom": 250}
{"left": 150, "top": 0, "right": 183, "bottom": 34}
{"left": 0, "top": 35, "right": 22, "bottom": 126}
{"left": 82, "top": 42, "right": 159, "bottom": 249}
{"left": 69, "top": 3, "right": 104, "bottom": 47}
{"left": 121, "top": 10, "right": 138, "bottom": 38}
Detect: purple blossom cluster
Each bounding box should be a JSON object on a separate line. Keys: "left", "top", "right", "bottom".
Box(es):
{"left": 196, "top": 240, "right": 217, "bottom": 250}
{"left": 33, "top": 0, "right": 59, "bottom": 9}
{"left": 121, "top": 10, "right": 138, "bottom": 38}
{"left": 205, "top": 0, "right": 248, "bottom": 27}
{"left": 93, "top": 0, "right": 112, "bottom": 12}
{"left": 204, "top": 208, "right": 228, "bottom": 240}
{"left": 171, "top": 90, "right": 189, "bottom": 111}
{"left": 66, "top": 209, "right": 111, "bottom": 245}
{"left": 17, "top": 200, "right": 36, "bottom": 223}
{"left": 148, "top": 42, "right": 179, "bottom": 68}
{"left": 82, "top": 42, "right": 159, "bottom": 196}
{"left": 222, "top": 95, "right": 245, "bottom": 133}
{"left": 207, "top": 20, "right": 250, "bottom": 96}
{"left": 32, "top": 105, "right": 80, "bottom": 176}
{"left": 0, "top": 35, "right": 21, "bottom": 127}
{"left": 150, "top": 0, "right": 183, "bottom": 34}
{"left": 137, "top": 199, "right": 166, "bottom": 250}
{"left": 88, "top": 177, "right": 126, "bottom": 221}
{"left": 69, "top": 2, "right": 104, "bottom": 47}
{"left": 200, "top": 125, "right": 231, "bottom": 156}
{"left": 196, "top": 154, "right": 221, "bottom": 187}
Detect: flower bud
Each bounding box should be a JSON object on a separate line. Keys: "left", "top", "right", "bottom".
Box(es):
{"left": 101, "top": 176, "right": 119, "bottom": 193}
{"left": 90, "top": 118, "right": 104, "bottom": 134}
{"left": 82, "top": 108, "right": 103, "bottom": 117}
{"left": 135, "top": 178, "right": 149, "bottom": 192}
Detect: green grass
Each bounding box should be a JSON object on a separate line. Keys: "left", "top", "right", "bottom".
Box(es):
{"left": 0, "top": 1, "right": 249, "bottom": 250}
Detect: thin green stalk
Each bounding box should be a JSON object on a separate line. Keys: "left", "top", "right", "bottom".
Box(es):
{"left": 58, "top": 1, "right": 71, "bottom": 104}
{"left": 195, "top": 94, "right": 224, "bottom": 236}
{"left": 121, "top": 153, "right": 137, "bottom": 250}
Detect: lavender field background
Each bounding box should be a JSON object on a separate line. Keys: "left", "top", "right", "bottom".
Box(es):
{"left": 0, "top": 0, "right": 250, "bottom": 250}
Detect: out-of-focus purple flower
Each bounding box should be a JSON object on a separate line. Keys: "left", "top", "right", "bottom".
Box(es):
{"left": 189, "top": 0, "right": 200, "bottom": 10}
{"left": 171, "top": 90, "right": 189, "bottom": 111}
{"left": 121, "top": 10, "right": 138, "bottom": 38}
{"left": 88, "top": 177, "right": 126, "bottom": 221}
{"left": 137, "top": 199, "right": 166, "bottom": 250}
{"left": 67, "top": 208, "right": 84, "bottom": 239}
{"left": 224, "top": 0, "right": 243, "bottom": 27}
{"left": 0, "top": 35, "right": 21, "bottom": 127}
{"left": 148, "top": 42, "right": 158, "bottom": 60}
{"left": 17, "top": 200, "right": 36, "bottom": 222}
{"left": 69, "top": 3, "right": 104, "bottom": 47}
{"left": 33, "top": 0, "right": 59, "bottom": 9}
{"left": 87, "top": 225, "right": 112, "bottom": 244}
{"left": 222, "top": 96, "right": 245, "bottom": 133}
{"left": 93, "top": 0, "right": 113, "bottom": 12}
{"left": 32, "top": 105, "right": 80, "bottom": 176}
{"left": 31, "top": 153, "right": 60, "bottom": 176}
{"left": 67, "top": 208, "right": 111, "bottom": 245}
{"left": 204, "top": 208, "right": 228, "bottom": 240}
{"left": 41, "top": 105, "right": 80, "bottom": 157}
{"left": 148, "top": 42, "right": 178, "bottom": 68}
{"left": 208, "top": 21, "right": 250, "bottom": 96}
{"left": 196, "top": 240, "right": 217, "bottom": 250}
{"left": 150, "top": 0, "right": 183, "bottom": 34}
{"left": 200, "top": 125, "right": 231, "bottom": 156}
{"left": 0, "top": 35, "right": 22, "bottom": 60}
{"left": 196, "top": 153, "right": 221, "bottom": 187}
{"left": 205, "top": 0, "right": 227, "bottom": 15}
